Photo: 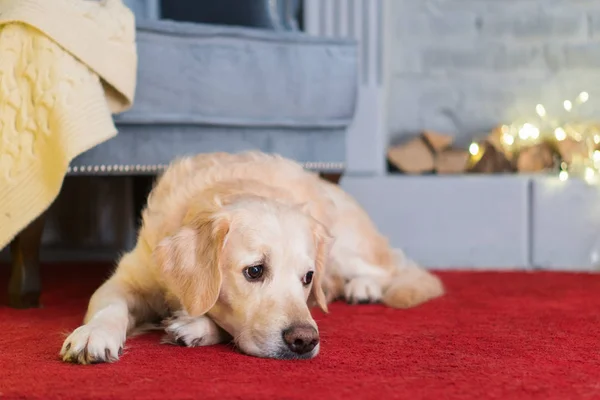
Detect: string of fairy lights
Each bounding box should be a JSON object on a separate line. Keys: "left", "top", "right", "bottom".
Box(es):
{"left": 467, "top": 91, "right": 600, "bottom": 184}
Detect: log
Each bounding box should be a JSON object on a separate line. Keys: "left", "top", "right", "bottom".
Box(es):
{"left": 387, "top": 137, "right": 435, "bottom": 174}
{"left": 487, "top": 126, "right": 515, "bottom": 161}
{"left": 467, "top": 142, "right": 514, "bottom": 173}
{"left": 422, "top": 130, "right": 453, "bottom": 153}
{"left": 486, "top": 126, "right": 505, "bottom": 152}
{"left": 435, "top": 149, "right": 470, "bottom": 174}
{"left": 516, "top": 143, "right": 555, "bottom": 173}
{"left": 556, "top": 137, "right": 588, "bottom": 164}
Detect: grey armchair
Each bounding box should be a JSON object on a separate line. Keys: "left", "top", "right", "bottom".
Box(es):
{"left": 7, "top": 0, "right": 358, "bottom": 308}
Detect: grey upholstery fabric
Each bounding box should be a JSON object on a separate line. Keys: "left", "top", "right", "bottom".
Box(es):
{"left": 71, "top": 15, "right": 357, "bottom": 174}
{"left": 116, "top": 21, "right": 357, "bottom": 129}
{"left": 70, "top": 126, "right": 346, "bottom": 173}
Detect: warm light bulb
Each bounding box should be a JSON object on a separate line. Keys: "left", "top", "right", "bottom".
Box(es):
{"left": 469, "top": 142, "right": 480, "bottom": 156}
{"left": 594, "top": 135, "right": 600, "bottom": 144}
{"left": 519, "top": 123, "right": 539, "bottom": 140}
{"left": 585, "top": 167, "right": 596, "bottom": 183}
{"left": 594, "top": 150, "right": 600, "bottom": 164}
{"left": 502, "top": 133, "right": 514, "bottom": 146}
{"left": 559, "top": 170, "right": 569, "bottom": 181}
{"left": 564, "top": 100, "right": 573, "bottom": 111}
{"left": 578, "top": 92, "right": 589, "bottom": 103}
{"left": 535, "top": 104, "right": 546, "bottom": 117}
{"left": 554, "top": 127, "right": 567, "bottom": 141}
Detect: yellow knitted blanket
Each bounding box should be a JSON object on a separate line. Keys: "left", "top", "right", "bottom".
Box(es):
{"left": 0, "top": 0, "right": 137, "bottom": 249}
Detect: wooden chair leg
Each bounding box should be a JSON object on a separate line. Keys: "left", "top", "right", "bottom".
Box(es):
{"left": 9, "top": 212, "right": 46, "bottom": 308}
{"left": 319, "top": 172, "right": 343, "bottom": 185}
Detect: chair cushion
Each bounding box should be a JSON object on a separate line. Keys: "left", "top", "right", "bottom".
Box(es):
{"left": 114, "top": 20, "right": 358, "bottom": 130}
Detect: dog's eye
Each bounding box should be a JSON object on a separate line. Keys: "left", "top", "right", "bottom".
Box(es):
{"left": 243, "top": 265, "right": 264, "bottom": 281}
{"left": 302, "top": 271, "right": 314, "bottom": 286}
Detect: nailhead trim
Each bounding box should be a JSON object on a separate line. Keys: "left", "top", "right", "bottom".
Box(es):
{"left": 66, "top": 162, "right": 345, "bottom": 175}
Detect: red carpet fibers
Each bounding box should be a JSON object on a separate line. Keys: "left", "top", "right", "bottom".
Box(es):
{"left": 1, "top": 263, "right": 600, "bottom": 399}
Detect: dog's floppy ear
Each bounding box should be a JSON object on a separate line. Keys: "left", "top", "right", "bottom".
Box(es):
{"left": 154, "top": 211, "right": 230, "bottom": 317}
{"left": 308, "top": 219, "right": 333, "bottom": 313}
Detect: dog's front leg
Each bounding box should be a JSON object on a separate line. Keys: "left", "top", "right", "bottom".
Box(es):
{"left": 161, "top": 311, "right": 230, "bottom": 347}
{"left": 60, "top": 270, "right": 140, "bottom": 364}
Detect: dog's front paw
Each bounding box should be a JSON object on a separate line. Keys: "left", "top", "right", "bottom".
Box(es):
{"left": 162, "top": 313, "right": 226, "bottom": 347}
{"left": 60, "top": 324, "right": 124, "bottom": 364}
{"left": 344, "top": 277, "right": 382, "bottom": 304}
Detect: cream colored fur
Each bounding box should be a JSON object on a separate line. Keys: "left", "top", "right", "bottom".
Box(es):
{"left": 60, "top": 151, "right": 444, "bottom": 364}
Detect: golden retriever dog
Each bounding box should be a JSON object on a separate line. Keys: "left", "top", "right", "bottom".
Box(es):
{"left": 60, "top": 151, "right": 444, "bottom": 364}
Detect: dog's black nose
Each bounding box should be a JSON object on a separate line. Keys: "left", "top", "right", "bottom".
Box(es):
{"left": 282, "top": 325, "right": 319, "bottom": 355}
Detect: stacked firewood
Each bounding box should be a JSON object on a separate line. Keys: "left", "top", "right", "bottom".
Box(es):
{"left": 387, "top": 127, "right": 593, "bottom": 175}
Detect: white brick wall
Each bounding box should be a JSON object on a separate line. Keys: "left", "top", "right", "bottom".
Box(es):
{"left": 389, "top": 0, "right": 600, "bottom": 146}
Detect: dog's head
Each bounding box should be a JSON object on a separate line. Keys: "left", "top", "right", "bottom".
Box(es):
{"left": 154, "top": 193, "right": 331, "bottom": 359}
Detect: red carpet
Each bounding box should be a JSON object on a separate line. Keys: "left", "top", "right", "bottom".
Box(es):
{"left": 1, "top": 263, "right": 600, "bottom": 400}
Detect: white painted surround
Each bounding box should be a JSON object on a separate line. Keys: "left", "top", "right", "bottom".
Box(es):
{"left": 304, "top": 0, "right": 388, "bottom": 175}
{"left": 303, "top": 0, "right": 600, "bottom": 271}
